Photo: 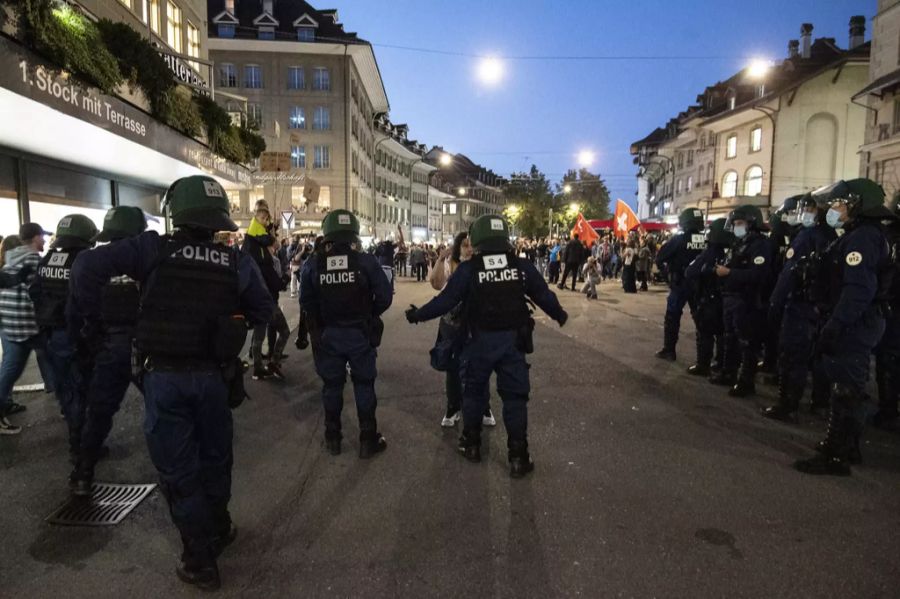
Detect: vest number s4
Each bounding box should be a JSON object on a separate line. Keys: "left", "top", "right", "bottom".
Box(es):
{"left": 483, "top": 254, "right": 508, "bottom": 270}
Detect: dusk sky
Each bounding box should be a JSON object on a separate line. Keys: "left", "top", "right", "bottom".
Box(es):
{"left": 329, "top": 0, "right": 876, "bottom": 208}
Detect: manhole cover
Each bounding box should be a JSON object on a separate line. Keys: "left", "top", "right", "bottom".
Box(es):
{"left": 46, "top": 483, "right": 157, "bottom": 526}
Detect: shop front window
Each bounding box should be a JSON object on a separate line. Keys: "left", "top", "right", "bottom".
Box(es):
{"left": 26, "top": 162, "right": 111, "bottom": 232}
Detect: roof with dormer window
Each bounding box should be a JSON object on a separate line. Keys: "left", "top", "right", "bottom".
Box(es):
{"left": 207, "top": 0, "right": 357, "bottom": 42}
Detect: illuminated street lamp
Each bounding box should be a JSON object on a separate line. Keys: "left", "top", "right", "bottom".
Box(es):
{"left": 747, "top": 59, "right": 772, "bottom": 79}
{"left": 476, "top": 56, "right": 504, "bottom": 86}
{"left": 563, "top": 184, "right": 573, "bottom": 194}
{"left": 439, "top": 153, "right": 452, "bottom": 166}
{"left": 569, "top": 202, "right": 580, "bottom": 213}
{"left": 458, "top": 187, "right": 466, "bottom": 196}
{"left": 577, "top": 150, "right": 594, "bottom": 168}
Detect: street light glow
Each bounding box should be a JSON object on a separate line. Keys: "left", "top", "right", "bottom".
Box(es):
{"left": 569, "top": 202, "right": 580, "bottom": 213}
{"left": 578, "top": 150, "right": 594, "bottom": 167}
{"left": 458, "top": 187, "right": 466, "bottom": 196}
{"left": 563, "top": 184, "right": 573, "bottom": 193}
{"left": 747, "top": 59, "right": 772, "bottom": 79}
{"left": 476, "top": 56, "right": 504, "bottom": 86}
{"left": 439, "top": 153, "right": 452, "bottom": 166}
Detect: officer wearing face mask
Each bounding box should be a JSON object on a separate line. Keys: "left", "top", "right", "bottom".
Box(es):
{"left": 762, "top": 193, "right": 836, "bottom": 421}
{"left": 759, "top": 195, "right": 804, "bottom": 380}
{"left": 710, "top": 205, "right": 773, "bottom": 397}
{"left": 654, "top": 208, "right": 707, "bottom": 361}
{"left": 794, "top": 179, "right": 894, "bottom": 476}
{"left": 873, "top": 195, "right": 900, "bottom": 431}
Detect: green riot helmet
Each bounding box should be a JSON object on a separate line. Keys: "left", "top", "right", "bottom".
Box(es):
{"left": 163, "top": 175, "right": 238, "bottom": 232}
{"left": 469, "top": 214, "right": 512, "bottom": 253}
{"left": 678, "top": 208, "right": 705, "bottom": 233}
{"left": 52, "top": 214, "right": 98, "bottom": 248}
{"left": 725, "top": 204, "right": 764, "bottom": 236}
{"left": 707, "top": 217, "right": 734, "bottom": 246}
{"left": 811, "top": 178, "right": 893, "bottom": 219}
{"left": 321, "top": 209, "right": 360, "bottom": 244}
{"left": 94, "top": 206, "right": 148, "bottom": 242}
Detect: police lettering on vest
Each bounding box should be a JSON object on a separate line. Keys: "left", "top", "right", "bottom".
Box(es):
{"left": 316, "top": 250, "right": 372, "bottom": 325}
{"left": 469, "top": 253, "right": 530, "bottom": 331}
{"left": 35, "top": 248, "right": 85, "bottom": 329}
{"left": 136, "top": 238, "right": 239, "bottom": 360}
{"left": 686, "top": 234, "right": 708, "bottom": 251}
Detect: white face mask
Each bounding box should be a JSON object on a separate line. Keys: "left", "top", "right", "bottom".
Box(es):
{"left": 732, "top": 225, "right": 747, "bottom": 239}
{"left": 800, "top": 212, "right": 816, "bottom": 228}
{"left": 785, "top": 214, "right": 800, "bottom": 226}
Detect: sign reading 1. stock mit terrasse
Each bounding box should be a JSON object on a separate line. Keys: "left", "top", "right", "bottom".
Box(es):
{"left": 0, "top": 35, "right": 250, "bottom": 187}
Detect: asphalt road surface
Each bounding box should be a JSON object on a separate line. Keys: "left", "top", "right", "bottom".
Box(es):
{"left": 2, "top": 279, "right": 899, "bottom": 598}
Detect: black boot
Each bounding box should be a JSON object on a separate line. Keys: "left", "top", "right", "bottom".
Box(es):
{"left": 69, "top": 451, "right": 99, "bottom": 497}
{"left": 358, "top": 418, "right": 387, "bottom": 459}
{"left": 762, "top": 378, "right": 802, "bottom": 422}
{"left": 176, "top": 562, "right": 220, "bottom": 591}
{"left": 458, "top": 428, "right": 482, "bottom": 463}
{"left": 873, "top": 352, "right": 900, "bottom": 430}
{"left": 508, "top": 439, "right": 534, "bottom": 478}
{"left": 729, "top": 347, "right": 757, "bottom": 397}
{"left": 688, "top": 332, "right": 713, "bottom": 376}
{"left": 324, "top": 411, "right": 342, "bottom": 455}
{"left": 795, "top": 387, "right": 856, "bottom": 476}
{"left": 709, "top": 371, "right": 736, "bottom": 386}
{"left": 655, "top": 348, "right": 676, "bottom": 361}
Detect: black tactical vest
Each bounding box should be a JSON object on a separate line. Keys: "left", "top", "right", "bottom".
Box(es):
{"left": 136, "top": 237, "right": 239, "bottom": 359}
{"left": 468, "top": 252, "right": 530, "bottom": 331}
{"left": 34, "top": 247, "right": 86, "bottom": 329}
{"left": 101, "top": 276, "right": 140, "bottom": 328}
{"left": 316, "top": 249, "right": 372, "bottom": 326}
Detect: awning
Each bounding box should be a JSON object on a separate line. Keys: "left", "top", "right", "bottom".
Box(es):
{"left": 853, "top": 67, "right": 900, "bottom": 100}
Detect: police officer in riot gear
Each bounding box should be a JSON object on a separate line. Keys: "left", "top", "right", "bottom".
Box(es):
{"left": 710, "top": 205, "right": 773, "bottom": 397}
{"left": 760, "top": 195, "right": 804, "bottom": 379}
{"left": 655, "top": 208, "right": 707, "bottom": 361}
{"left": 68, "top": 207, "right": 147, "bottom": 496}
{"left": 762, "top": 194, "right": 836, "bottom": 421}
{"left": 873, "top": 194, "right": 900, "bottom": 430}
{"left": 30, "top": 214, "right": 97, "bottom": 463}
{"left": 405, "top": 215, "right": 568, "bottom": 478}
{"left": 299, "top": 209, "right": 392, "bottom": 458}
{"left": 70, "top": 176, "right": 274, "bottom": 590}
{"left": 684, "top": 218, "right": 732, "bottom": 376}
{"left": 794, "top": 179, "right": 894, "bottom": 475}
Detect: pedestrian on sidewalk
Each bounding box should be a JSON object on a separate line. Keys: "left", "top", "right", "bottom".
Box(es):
{"left": 406, "top": 215, "right": 569, "bottom": 478}
{"left": 558, "top": 234, "right": 584, "bottom": 291}
{"left": 622, "top": 241, "right": 637, "bottom": 293}
{"left": 0, "top": 225, "right": 49, "bottom": 435}
{"left": 636, "top": 241, "right": 651, "bottom": 291}
{"left": 548, "top": 240, "right": 561, "bottom": 283}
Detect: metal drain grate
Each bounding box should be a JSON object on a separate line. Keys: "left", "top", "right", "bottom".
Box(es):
{"left": 46, "top": 483, "right": 157, "bottom": 526}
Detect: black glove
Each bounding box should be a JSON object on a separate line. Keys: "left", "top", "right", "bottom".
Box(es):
{"left": 405, "top": 304, "right": 420, "bottom": 324}
{"left": 818, "top": 322, "right": 841, "bottom": 356}
{"left": 557, "top": 310, "right": 569, "bottom": 327}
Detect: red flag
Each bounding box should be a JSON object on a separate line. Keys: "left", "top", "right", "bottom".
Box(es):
{"left": 571, "top": 213, "right": 600, "bottom": 248}
{"left": 613, "top": 199, "right": 641, "bottom": 238}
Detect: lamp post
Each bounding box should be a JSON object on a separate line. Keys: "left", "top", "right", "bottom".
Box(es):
{"left": 642, "top": 154, "right": 675, "bottom": 218}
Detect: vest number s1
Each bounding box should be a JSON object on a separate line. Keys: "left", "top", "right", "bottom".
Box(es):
{"left": 327, "top": 256, "right": 348, "bottom": 271}
{"left": 483, "top": 254, "right": 508, "bottom": 270}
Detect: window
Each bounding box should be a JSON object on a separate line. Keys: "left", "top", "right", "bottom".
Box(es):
{"left": 707, "top": 163, "right": 714, "bottom": 184}
{"left": 677, "top": 153, "right": 684, "bottom": 169}
{"left": 744, "top": 166, "right": 763, "bottom": 196}
{"left": 247, "top": 103, "right": 262, "bottom": 128}
{"left": 687, "top": 150, "right": 694, "bottom": 166}
{"left": 449, "top": 203, "right": 457, "bottom": 214}
{"left": 287, "top": 67, "right": 304, "bottom": 90}
{"left": 149, "top": 0, "right": 160, "bottom": 34}
{"left": 258, "top": 27, "right": 275, "bottom": 40}
{"left": 291, "top": 145, "right": 306, "bottom": 169}
{"left": 313, "top": 67, "right": 330, "bottom": 91}
{"left": 892, "top": 98, "right": 900, "bottom": 133}
{"left": 289, "top": 106, "right": 305, "bottom": 129}
{"left": 728, "top": 95, "right": 736, "bottom": 110}
{"left": 722, "top": 171, "right": 738, "bottom": 198}
{"left": 166, "top": 2, "right": 182, "bottom": 52}
{"left": 244, "top": 65, "right": 262, "bottom": 89}
{"left": 313, "top": 106, "right": 330, "bottom": 130}
{"left": 725, "top": 134, "right": 737, "bottom": 159}
{"left": 186, "top": 23, "right": 200, "bottom": 70}
{"left": 750, "top": 126, "right": 762, "bottom": 152}
{"left": 297, "top": 27, "right": 315, "bottom": 42}
{"left": 219, "top": 63, "right": 236, "bottom": 88}
{"left": 698, "top": 166, "right": 704, "bottom": 186}
{"left": 314, "top": 145, "right": 330, "bottom": 168}
{"left": 676, "top": 179, "right": 682, "bottom": 195}
{"left": 687, "top": 176, "right": 693, "bottom": 192}
{"left": 218, "top": 23, "right": 235, "bottom": 38}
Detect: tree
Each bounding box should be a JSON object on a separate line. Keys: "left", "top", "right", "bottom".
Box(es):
{"left": 503, "top": 165, "right": 555, "bottom": 238}
{"left": 556, "top": 169, "right": 612, "bottom": 224}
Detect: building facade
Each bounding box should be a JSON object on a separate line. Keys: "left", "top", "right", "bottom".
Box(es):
{"left": 857, "top": 3, "right": 900, "bottom": 198}
{"left": 0, "top": 0, "right": 249, "bottom": 233}
{"left": 633, "top": 19, "right": 870, "bottom": 220}
{"left": 206, "top": 0, "right": 388, "bottom": 233}
{"left": 425, "top": 148, "right": 505, "bottom": 239}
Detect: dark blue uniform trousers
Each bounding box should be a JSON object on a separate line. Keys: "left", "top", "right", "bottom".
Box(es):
{"left": 46, "top": 329, "right": 89, "bottom": 453}
{"left": 875, "top": 308, "right": 900, "bottom": 417}
{"left": 822, "top": 308, "right": 885, "bottom": 431}
{"left": 313, "top": 326, "right": 377, "bottom": 434}
{"left": 143, "top": 371, "right": 233, "bottom": 565}
{"left": 663, "top": 285, "right": 692, "bottom": 351}
{"left": 778, "top": 301, "right": 820, "bottom": 392}
{"left": 80, "top": 330, "right": 133, "bottom": 457}
{"left": 722, "top": 297, "right": 764, "bottom": 378}
{"left": 459, "top": 330, "right": 529, "bottom": 440}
